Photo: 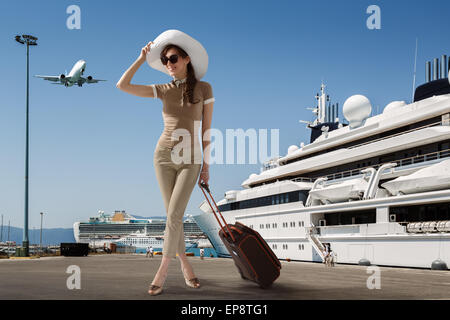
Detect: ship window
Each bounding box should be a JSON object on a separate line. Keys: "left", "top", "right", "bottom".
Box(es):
{"left": 390, "top": 202, "right": 450, "bottom": 222}
{"left": 324, "top": 209, "right": 376, "bottom": 226}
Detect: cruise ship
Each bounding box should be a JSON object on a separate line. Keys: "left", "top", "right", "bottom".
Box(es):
{"left": 194, "top": 55, "right": 450, "bottom": 269}
{"left": 73, "top": 210, "right": 204, "bottom": 247}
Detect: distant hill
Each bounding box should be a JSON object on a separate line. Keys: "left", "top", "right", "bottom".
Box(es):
{"left": 0, "top": 227, "right": 75, "bottom": 245}
{"left": 0, "top": 215, "right": 198, "bottom": 245}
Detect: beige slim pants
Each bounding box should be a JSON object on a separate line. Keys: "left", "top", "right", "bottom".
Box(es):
{"left": 153, "top": 144, "right": 202, "bottom": 258}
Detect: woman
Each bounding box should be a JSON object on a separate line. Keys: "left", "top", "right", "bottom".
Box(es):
{"left": 116, "top": 30, "right": 214, "bottom": 296}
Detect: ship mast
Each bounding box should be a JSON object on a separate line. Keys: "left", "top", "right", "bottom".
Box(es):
{"left": 316, "top": 83, "right": 328, "bottom": 125}
{"left": 301, "top": 82, "right": 334, "bottom": 127}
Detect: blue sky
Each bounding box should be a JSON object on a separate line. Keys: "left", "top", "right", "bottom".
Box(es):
{"left": 1, "top": 0, "right": 450, "bottom": 229}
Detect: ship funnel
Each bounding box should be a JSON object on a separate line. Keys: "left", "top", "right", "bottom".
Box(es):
{"left": 433, "top": 58, "right": 439, "bottom": 81}
{"left": 331, "top": 104, "right": 335, "bottom": 123}
{"left": 327, "top": 104, "right": 331, "bottom": 122}
{"left": 426, "top": 61, "right": 431, "bottom": 83}
{"left": 426, "top": 56, "right": 449, "bottom": 83}
{"left": 441, "top": 55, "right": 448, "bottom": 79}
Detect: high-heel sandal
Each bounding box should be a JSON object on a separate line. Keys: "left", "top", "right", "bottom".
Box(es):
{"left": 148, "top": 273, "right": 167, "bottom": 296}
{"left": 182, "top": 267, "right": 201, "bottom": 289}
{"left": 185, "top": 277, "right": 201, "bottom": 289}
{"left": 148, "top": 284, "right": 163, "bottom": 296}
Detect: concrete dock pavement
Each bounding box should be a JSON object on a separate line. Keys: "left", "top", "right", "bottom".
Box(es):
{"left": 0, "top": 254, "right": 449, "bottom": 300}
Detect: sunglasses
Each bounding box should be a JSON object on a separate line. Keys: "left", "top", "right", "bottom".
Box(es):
{"left": 160, "top": 54, "right": 179, "bottom": 65}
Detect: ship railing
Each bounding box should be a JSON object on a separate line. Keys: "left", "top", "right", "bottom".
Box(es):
{"left": 291, "top": 177, "right": 314, "bottom": 183}
{"left": 348, "top": 121, "right": 442, "bottom": 150}
{"left": 321, "top": 147, "right": 450, "bottom": 182}
{"left": 261, "top": 156, "right": 282, "bottom": 172}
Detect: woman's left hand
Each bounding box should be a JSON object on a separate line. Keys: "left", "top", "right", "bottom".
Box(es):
{"left": 198, "top": 168, "right": 209, "bottom": 187}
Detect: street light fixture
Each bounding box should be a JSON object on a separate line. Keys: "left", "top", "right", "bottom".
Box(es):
{"left": 15, "top": 34, "right": 38, "bottom": 257}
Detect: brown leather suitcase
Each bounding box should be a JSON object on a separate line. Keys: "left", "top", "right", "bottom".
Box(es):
{"left": 200, "top": 182, "right": 281, "bottom": 288}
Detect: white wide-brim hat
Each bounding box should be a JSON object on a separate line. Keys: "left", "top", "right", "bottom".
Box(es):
{"left": 146, "top": 29, "right": 209, "bottom": 80}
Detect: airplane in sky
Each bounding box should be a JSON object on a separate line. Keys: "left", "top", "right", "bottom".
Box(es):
{"left": 34, "top": 60, "right": 106, "bottom": 87}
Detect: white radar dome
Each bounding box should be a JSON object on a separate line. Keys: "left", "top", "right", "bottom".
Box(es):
{"left": 383, "top": 101, "right": 406, "bottom": 114}
{"left": 343, "top": 95, "right": 372, "bottom": 128}
{"left": 288, "top": 145, "right": 299, "bottom": 155}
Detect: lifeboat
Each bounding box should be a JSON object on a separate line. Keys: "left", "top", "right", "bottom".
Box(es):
{"left": 381, "top": 159, "right": 450, "bottom": 196}
{"left": 308, "top": 177, "right": 369, "bottom": 204}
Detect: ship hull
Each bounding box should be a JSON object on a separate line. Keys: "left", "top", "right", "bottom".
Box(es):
{"left": 194, "top": 191, "right": 450, "bottom": 269}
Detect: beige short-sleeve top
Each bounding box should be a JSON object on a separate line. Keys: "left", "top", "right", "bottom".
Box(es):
{"left": 150, "top": 79, "right": 214, "bottom": 150}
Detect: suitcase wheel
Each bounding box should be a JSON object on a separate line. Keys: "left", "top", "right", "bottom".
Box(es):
{"left": 237, "top": 267, "right": 249, "bottom": 280}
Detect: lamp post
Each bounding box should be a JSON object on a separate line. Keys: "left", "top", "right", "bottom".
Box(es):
{"left": 15, "top": 34, "right": 38, "bottom": 257}
{"left": 40, "top": 212, "right": 44, "bottom": 256}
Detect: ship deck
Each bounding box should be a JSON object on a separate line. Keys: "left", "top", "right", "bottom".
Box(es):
{"left": 0, "top": 254, "right": 449, "bottom": 300}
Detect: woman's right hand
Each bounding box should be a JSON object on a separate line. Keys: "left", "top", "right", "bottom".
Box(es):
{"left": 138, "top": 41, "right": 153, "bottom": 62}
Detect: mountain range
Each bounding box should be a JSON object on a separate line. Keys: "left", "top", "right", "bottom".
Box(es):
{"left": 0, "top": 226, "right": 75, "bottom": 245}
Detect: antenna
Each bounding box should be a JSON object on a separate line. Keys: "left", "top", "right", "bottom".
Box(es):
{"left": 411, "top": 38, "right": 418, "bottom": 103}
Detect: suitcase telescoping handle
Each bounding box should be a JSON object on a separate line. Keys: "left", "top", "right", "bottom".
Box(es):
{"left": 199, "top": 182, "right": 236, "bottom": 242}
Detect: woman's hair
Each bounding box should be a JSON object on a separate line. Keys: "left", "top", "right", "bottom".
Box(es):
{"left": 161, "top": 44, "right": 199, "bottom": 105}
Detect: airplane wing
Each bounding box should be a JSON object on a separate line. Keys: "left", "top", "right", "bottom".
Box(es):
{"left": 34, "top": 75, "right": 72, "bottom": 82}
{"left": 79, "top": 76, "right": 107, "bottom": 84}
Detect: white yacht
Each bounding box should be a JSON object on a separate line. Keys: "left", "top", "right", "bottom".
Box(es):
{"left": 194, "top": 55, "right": 450, "bottom": 269}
